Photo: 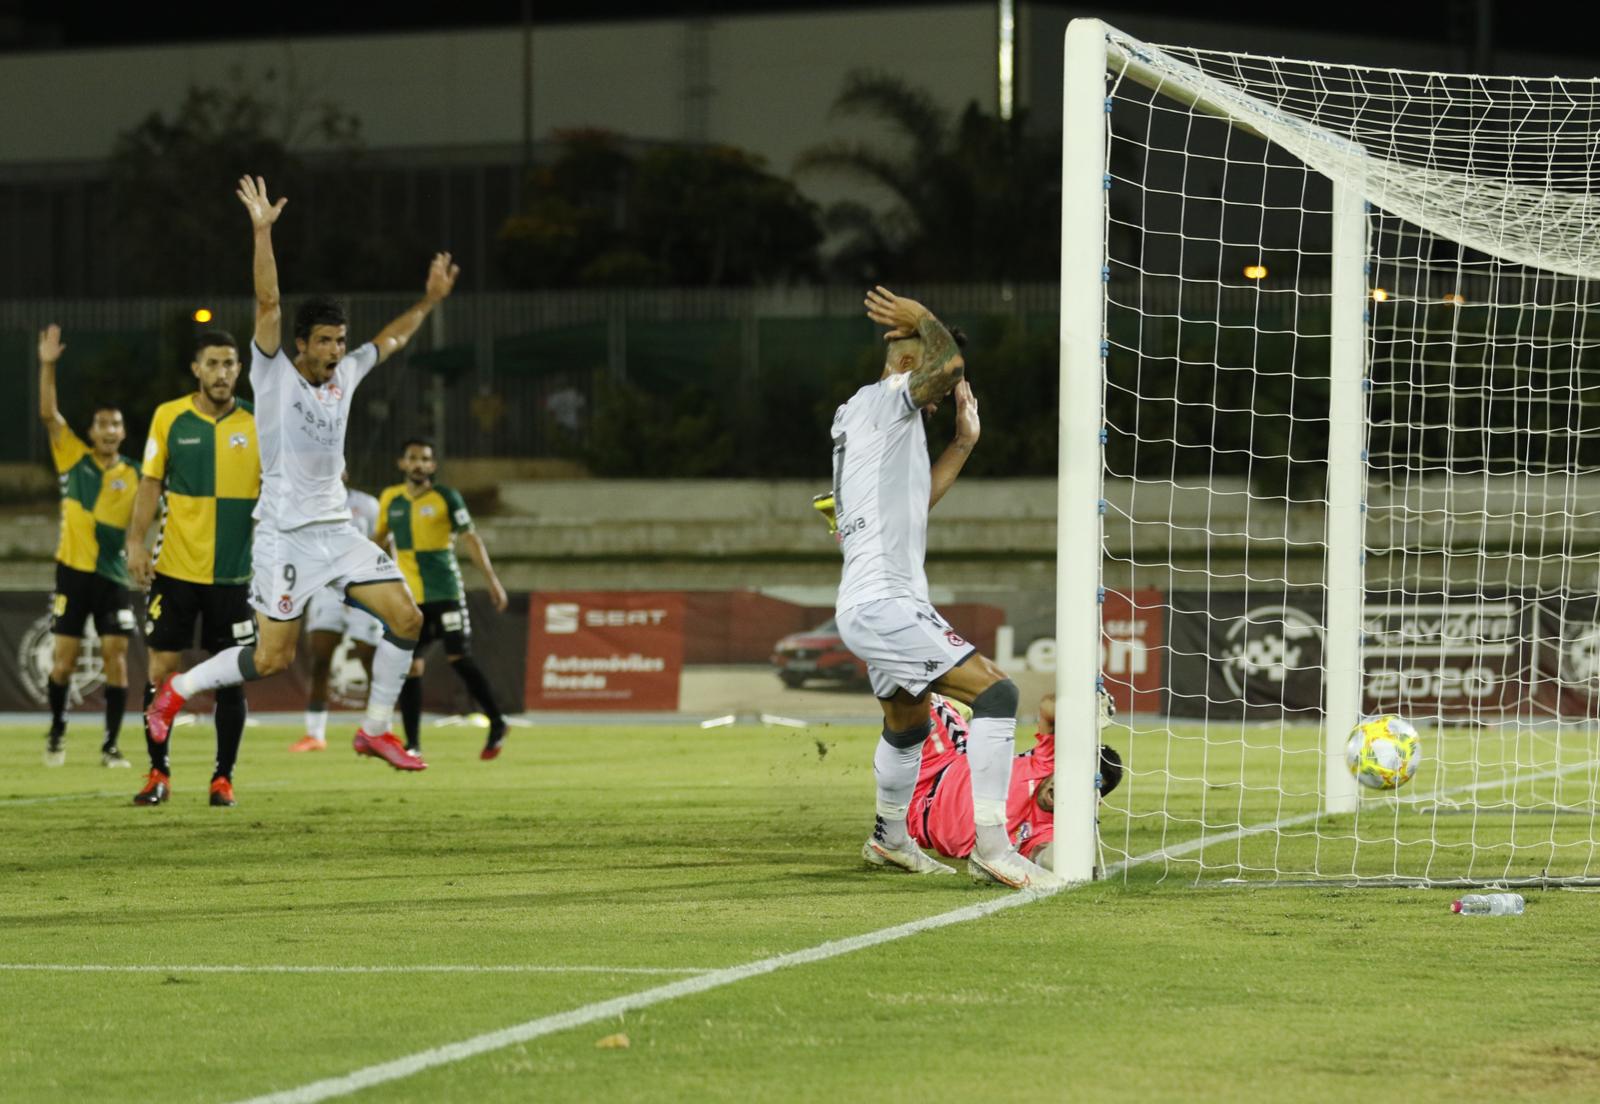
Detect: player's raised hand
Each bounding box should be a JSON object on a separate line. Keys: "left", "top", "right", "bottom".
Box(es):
{"left": 424, "top": 252, "right": 460, "bottom": 303}
{"left": 37, "top": 324, "right": 65, "bottom": 365}
{"left": 236, "top": 175, "right": 287, "bottom": 229}
{"left": 865, "top": 285, "right": 931, "bottom": 334}
{"left": 952, "top": 379, "right": 980, "bottom": 445}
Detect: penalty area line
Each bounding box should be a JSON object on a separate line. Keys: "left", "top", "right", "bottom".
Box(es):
{"left": 0, "top": 964, "right": 712, "bottom": 977}
{"left": 228, "top": 887, "right": 1061, "bottom": 1104}
{"left": 0, "top": 791, "right": 130, "bottom": 807}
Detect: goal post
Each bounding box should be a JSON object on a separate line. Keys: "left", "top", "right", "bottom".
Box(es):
{"left": 1054, "top": 17, "right": 1111, "bottom": 884}
{"left": 1060, "top": 19, "right": 1600, "bottom": 886}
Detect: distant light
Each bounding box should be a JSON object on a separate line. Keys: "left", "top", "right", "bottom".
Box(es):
{"left": 1442, "top": 292, "right": 1466, "bottom": 305}
{"left": 1371, "top": 288, "right": 1389, "bottom": 302}
{"left": 193, "top": 308, "right": 213, "bottom": 323}
{"left": 1243, "top": 264, "right": 1268, "bottom": 280}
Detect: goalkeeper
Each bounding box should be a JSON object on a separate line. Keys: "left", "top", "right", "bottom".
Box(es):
{"left": 907, "top": 692, "right": 1122, "bottom": 867}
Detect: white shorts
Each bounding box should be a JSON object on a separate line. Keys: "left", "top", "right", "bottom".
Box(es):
{"left": 304, "top": 584, "right": 385, "bottom": 647}
{"left": 250, "top": 520, "right": 406, "bottom": 623}
{"left": 835, "top": 596, "right": 977, "bottom": 700}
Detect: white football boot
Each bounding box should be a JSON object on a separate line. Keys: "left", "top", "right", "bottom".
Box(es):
{"left": 968, "top": 848, "right": 1068, "bottom": 891}
{"left": 862, "top": 832, "right": 957, "bottom": 876}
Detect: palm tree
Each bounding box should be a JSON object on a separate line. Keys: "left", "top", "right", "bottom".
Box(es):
{"left": 796, "top": 71, "right": 1061, "bottom": 283}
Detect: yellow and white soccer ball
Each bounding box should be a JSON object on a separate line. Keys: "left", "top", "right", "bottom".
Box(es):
{"left": 1345, "top": 714, "right": 1422, "bottom": 791}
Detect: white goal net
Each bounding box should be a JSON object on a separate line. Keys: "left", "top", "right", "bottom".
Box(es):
{"left": 1056, "top": 20, "right": 1600, "bottom": 886}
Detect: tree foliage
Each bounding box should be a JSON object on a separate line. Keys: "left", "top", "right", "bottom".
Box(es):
{"left": 798, "top": 72, "right": 1062, "bottom": 283}
{"left": 106, "top": 71, "right": 423, "bottom": 295}
{"left": 496, "top": 131, "right": 821, "bottom": 289}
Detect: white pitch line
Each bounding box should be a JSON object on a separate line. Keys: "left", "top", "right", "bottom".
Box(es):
{"left": 231, "top": 753, "right": 1600, "bottom": 1103}
{"left": 0, "top": 964, "right": 709, "bottom": 977}
{"left": 229, "top": 887, "right": 1060, "bottom": 1104}
{"left": 1105, "top": 755, "right": 1600, "bottom": 874}
{"left": 0, "top": 791, "right": 127, "bottom": 807}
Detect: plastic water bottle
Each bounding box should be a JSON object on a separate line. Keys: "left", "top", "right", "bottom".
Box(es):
{"left": 1451, "top": 893, "right": 1525, "bottom": 916}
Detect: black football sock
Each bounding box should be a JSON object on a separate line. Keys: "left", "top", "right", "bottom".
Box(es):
{"left": 142, "top": 683, "right": 170, "bottom": 774}
{"left": 399, "top": 676, "right": 423, "bottom": 751}
{"left": 213, "top": 686, "right": 246, "bottom": 782}
{"left": 47, "top": 678, "right": 68, "bottom": 737}
{"left": 103, "top": 686, "right": 127, "bottom": 751}
{"left": 451, "top": 657, "right": 504, "bottom": 725}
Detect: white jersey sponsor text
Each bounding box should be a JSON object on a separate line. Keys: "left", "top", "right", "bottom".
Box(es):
{"left": 250, "top": 342, "right": 379, "bottom": 531}
{"left": 832, "top": 374, "right": 930, "bottom": 613}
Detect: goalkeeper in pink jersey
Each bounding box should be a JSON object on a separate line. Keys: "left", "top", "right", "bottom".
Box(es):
{"left": 907, "top": 692, "right": 1122, "bottom": 866}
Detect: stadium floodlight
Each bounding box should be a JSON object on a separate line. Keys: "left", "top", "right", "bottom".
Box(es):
{"left": 1058, "top": 18, "right": 1600, "bottom": 886}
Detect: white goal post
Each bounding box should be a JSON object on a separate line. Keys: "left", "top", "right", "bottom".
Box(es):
{"left": 1057, "top": 19, "right": 1600, "bottom": 886}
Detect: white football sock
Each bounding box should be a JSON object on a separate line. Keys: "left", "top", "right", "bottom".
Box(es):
{"left": 873, "top": 735, "right": 923, "bottom": 848}
{"left": 364, "top": 637, "right": 416, "bottom": 734}
{"left": 968, "top": 714, "right": 1018, "bottom": 860}
{"left": 172, "top": 646, "right": 250, "bottom": 698}
{"left": 305, "top": 709, "right": 328, "bottom": 741}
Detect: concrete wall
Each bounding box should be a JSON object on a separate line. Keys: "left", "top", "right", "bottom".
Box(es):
{"left": 0, "top": 6, "right": 995, "bottom": 213}
{"left": 4, "top": 475, "right": 1591, "bottom": 595}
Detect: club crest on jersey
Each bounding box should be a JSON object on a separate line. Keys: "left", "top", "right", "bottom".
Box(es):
{"left": 319, "top": 384, "right": 343, "bottom": 402}
{"left": 110, "top": 478, "right": 127, "bottom": 492}
{"left": 229, "top": 432, "right": 249, "bottom": 450}
{"left": 277, "top": 594, "right": 294, "bottom": 615}
{"left": 944, "top": 629, "right": 967, "bottom": 648}
{"left": 420, "top": 505, "right": 437, "bottom": 518}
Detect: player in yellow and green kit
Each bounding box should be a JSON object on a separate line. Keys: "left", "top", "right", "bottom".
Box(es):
{"left": 376, "top": 438, "right": 511, "bottom": 760}
{"left": 124, "top": 331, "right": 261, "bottom": 807}
{"left": 37, "top": 325, "right": 139, "bottom": 768}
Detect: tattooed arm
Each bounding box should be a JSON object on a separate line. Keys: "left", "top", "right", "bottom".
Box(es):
{"left": 928, "top": 381, "right": 979, "bottom": 510}
{"left": 864, "top": 286, "right": 966, "bottom": 408}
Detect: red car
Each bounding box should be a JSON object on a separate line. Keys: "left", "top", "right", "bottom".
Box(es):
{"left": 770, "top": 619, "right": 868, "bottom": 689}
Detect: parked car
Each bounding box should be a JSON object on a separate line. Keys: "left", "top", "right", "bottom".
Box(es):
{"left": 770, "top": 618, "right": 868, "bottom": 688}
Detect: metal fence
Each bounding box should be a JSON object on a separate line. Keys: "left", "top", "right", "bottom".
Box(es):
{"left": 0, "top": 283, "right": 1067, "bottom": 486}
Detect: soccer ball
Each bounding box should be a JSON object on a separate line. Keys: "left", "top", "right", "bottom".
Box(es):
{"left": 1345, "top": 714, "right": 1422, "bottom": 791}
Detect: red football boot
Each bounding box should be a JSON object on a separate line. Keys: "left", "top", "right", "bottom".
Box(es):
{"left": 353, "top": 729, "right": 427, "bottom": 771}
{"left": 144, "top": 675, "right": 187, "bottom": 745}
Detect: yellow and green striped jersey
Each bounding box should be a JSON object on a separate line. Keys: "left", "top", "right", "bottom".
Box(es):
{"left": 50, "top": 429, "right": 139, "bottom": 587}
{"left": 142, "top": 395, "right": 260, "bottom": 585}
{"left": 375, "top": 483, "right": 473, "bottom": 603}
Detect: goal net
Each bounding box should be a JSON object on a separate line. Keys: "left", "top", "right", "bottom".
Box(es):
{"left": 1055, "top": 20, "right": 1600, "bottom": 886}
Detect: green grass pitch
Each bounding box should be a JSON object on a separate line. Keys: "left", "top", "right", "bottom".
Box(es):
{"left": 4, "top": 718, "right": 1600, "bottom": 1102}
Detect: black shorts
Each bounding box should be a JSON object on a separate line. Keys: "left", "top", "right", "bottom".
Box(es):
{"left": 145, "top": 574, "right": 258, "bottom": 654}
{"left": 51, "top": 563, "right": 135, "bottom": 638}
{"left": 417, "top": 598, "right": 471, "bottom": 657}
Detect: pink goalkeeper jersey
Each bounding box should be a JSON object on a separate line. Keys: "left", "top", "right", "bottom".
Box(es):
{"left": 908, "top": 705, "right": 1055, "bottom": 860}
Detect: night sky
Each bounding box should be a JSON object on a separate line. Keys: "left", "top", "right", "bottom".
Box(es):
{"left": 0, "top": 0, "right": 1578, "bottom": 59}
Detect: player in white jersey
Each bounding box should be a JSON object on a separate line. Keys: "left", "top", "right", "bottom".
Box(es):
{"left": 290, "top": 478, "right": 385, "bottom": 752}
{"left": 834, "top": 286, "right": 1064, "bottom": 891}
{"left": 145, "top": 175, "right": 456, "bottom": 773}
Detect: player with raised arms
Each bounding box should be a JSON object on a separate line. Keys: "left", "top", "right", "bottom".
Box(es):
{"left": 36, "top": 324, "right": 139, "bottom": 768}
{"left": 835, "top": 286, "right": 1064, "bottom": 890}
{"left": 144, "top": 175, "right": 457, "bottom": 772}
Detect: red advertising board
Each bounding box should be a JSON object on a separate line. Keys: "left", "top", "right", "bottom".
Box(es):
{"left": 526, "top": 591, "right": 685, "bottom": 710}
{"left": 1101, "top": 588, "right": 1165, "bottom": 716}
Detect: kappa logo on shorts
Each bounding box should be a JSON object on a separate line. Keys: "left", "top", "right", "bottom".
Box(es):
{"left": 924, "top": 659, "right": 941, "bottom": 673}
{"left": 277, "top": 594, "right": 294, "bottom": 615}
{"left": 944, "top": 629, "right": 967, "bottom": 648}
